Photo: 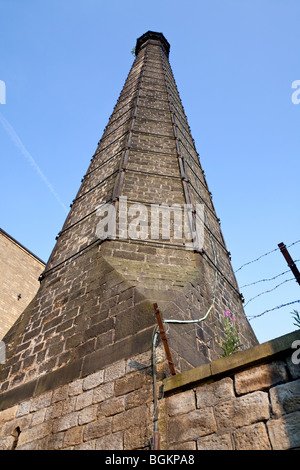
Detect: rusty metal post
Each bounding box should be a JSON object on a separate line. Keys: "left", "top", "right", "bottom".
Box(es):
{"left": 152, "top": 431, "right": 160, "bottom": 450}
{"left": 278, "top": 242, "right": 300, "bottom": 286}
{"left": 153, "top": 303, "right": 176, "bottom": 375}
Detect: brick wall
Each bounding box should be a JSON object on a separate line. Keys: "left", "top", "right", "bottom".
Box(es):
{"left": 0, "top": 230, "right": 45, "bottom": 340}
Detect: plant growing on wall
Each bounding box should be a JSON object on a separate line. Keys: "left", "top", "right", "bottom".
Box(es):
{"left": 220, "top": 310, "right": 241, "bottom": 357}
{"left": 291, "top": 310, "right": 300, "bottom": 329}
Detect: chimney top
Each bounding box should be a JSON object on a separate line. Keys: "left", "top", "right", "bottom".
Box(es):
{"left": 135, "top": 31, "right": 170, "bottom": 57}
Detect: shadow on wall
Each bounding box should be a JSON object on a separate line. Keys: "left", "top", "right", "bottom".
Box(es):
{"left": 267, "top": 352, "right": 300, "bottom": 450}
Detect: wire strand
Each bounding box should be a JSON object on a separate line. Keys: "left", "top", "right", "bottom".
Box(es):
{"left": 235, "top": 247, "right": 280, "bottom": 273}
{"left": 240, "top": 259, "right": 300, "bottom": 288}
{"left": 235, "top": 240, "right": 300, "bottom": 273}
{"left": 243, "top": 278, "right": 295, "bottom": 307}
{"left": 247, "top": 299, "right": 300, "bottom": 320}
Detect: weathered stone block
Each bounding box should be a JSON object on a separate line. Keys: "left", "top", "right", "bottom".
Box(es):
{"left": 17, "top": 422, "right": 52, "bottom": 447}
{"left": 167, "top": 390, "right": 196, "bottom": 416}
{"left": 78, "top": 405, "right": 98, "bottom": 425}
{"left": 0, "top": 435, "right": 15, "bottom": 450}
{"left": 83, "top": 370, "right": 104, "bottom": 390}
{"left": 125, "top": 386, "right": 152, "bottom": 410}
{"left": 269, "top": 379, "right": 300, "bottom": 417}
{"left": 0, "top": 413, "right": 31, "bottom": 439}
{"left": 62, "top": 396, "right": 76, "bottom": 415}
{"left": 45, "top": 401, "right": 63, "bottom": 420}
{"left": 30, "top": 391, "right": 52, "bottom": 412}
{"left": 63, "top": 426, "right": 84, "bottom": 448}
{"left": 75, "top": 390, "right": 93, "bottom": 411}
{"left": 233, "top": 422, "right": 271, "bottom": 450}
{"left": 16, "top": 400, "right": 31, "bottom": 417}
{"left": 81, "top": 328, "right": 153, "bottom": 377}
{"left": 93, "top": 382, "right": 114, "bottom": 404}
{"left": 196, "top": 377, "right": 234, "bottom": 408}
{"left": 114, "top": 302, "right": 155, "bottom": 341}
{"left": 84, "top": 417, "right": 112, "bottom": 441}
{"left": 74, "top": 440, "right": 96, "bottom": 450}
{"left": 112, "top": 405, "right": 148, "bottom": 433}
{"left": 169, "top": 440, "right": 197, "bottom": 450}
{"left": 114, "top": 371, "right": 144, "bottom": 396}
{"left": 84, "top": 318, "right": 114, "bottom": 342}
{"left": 168, "top": 408, "right": 217, "bottom": 443}
{"left": 98, "top": 396, "right": 125, "bottom": 417}
{"left": 52, "top": 384, "right": 69, "bottom": 403}
{"left": 126, "top": 350, "right": 152, "bottom": 373}
{"left": 68, "top": 378, "right": 83, "bottom": 397}
{"left": 95, "top": 330, "right": 114, "bottom": 350}
{"left": 286, "top": 356, "right": 300, "bottom": 380}
{"left": 0, "top": 405, "right": 18, "bottom": 424}
{"left": 31, "top": 408, "right": 46, "bottom": 426}
{"left": 52, "top": 411, "right": 78, "bottom": 433}
{"left": 17, "top": 440, "right": 38, "bottom": 450}
{"left": 39, "top": 432, "right": 64, "bottom": 450}
{"left": 197, "top": 432, "right": 233, "bottom": 450}
{"left": 214, "top": 391, "right": 270, "bottom": 430}
{"left": 267, "top": 411, "right": 300, "bottom": 450}
{"left": 96, "top": 431, "right": 123, "bottom": 450}
{"left": 104, "top": 360, "right": 126, "bottom": 383}
{"left": 123, "top": 424, "right": 150, "bottom": 450}
{"left": 234, "top": 361, "right": 288, "bottom": 395}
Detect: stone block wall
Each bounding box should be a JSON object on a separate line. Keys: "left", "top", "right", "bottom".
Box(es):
{"left": 0, "top": 347, "right": 165, "bottom": 450}
{"left": 159, "top": 330, "right": 300, "bottom": 450}
{"left": 0, "top": 330, "right": 299, "bottom": 450}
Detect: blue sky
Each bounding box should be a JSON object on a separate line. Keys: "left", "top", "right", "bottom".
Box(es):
{"left": 0, "top": 0, "right": 299, "bottom": 343}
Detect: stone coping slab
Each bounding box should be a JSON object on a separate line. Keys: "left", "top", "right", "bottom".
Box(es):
{"left": 163, "top": 330, "right": 300, "bottom": 394}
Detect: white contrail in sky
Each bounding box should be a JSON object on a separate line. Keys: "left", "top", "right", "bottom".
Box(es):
{"left": 0, "top": 111, "right": 68, "bottom": 213}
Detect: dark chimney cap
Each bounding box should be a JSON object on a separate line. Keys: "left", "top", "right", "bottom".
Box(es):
{"left": 135, "top": 31, "right": 170, "bottom": 57}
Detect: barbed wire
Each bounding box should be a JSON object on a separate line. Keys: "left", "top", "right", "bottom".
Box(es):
{"left": 240, "top": 260, "right": 300, "bottom": 289}
{"left": 235, "top": 247, "right": 279, "bottom": 274}
{"left": 288, "top": 239, "right": 300, "bottom": 249}
{"left": 238, "top": 245, "right": 300, "bottom": 321}
{"left": 240, "top": 269, "right": 290, "bottom": 288}
{"left": 243, "top": 278, "right": 295, "bottom": 307}
{"left": 247, "top": 300, "right": 300, "bottom": 320}
{"left": 235, "top": 239, "right": 300, "bottom": 274}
